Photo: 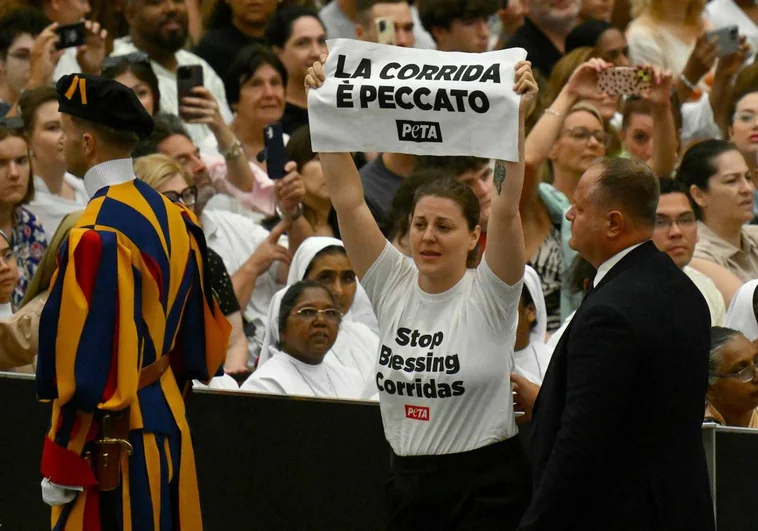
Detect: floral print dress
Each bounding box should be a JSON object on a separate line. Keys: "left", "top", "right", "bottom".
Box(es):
{"left": 12, "top": 206, "right": 48, "bottom": 309}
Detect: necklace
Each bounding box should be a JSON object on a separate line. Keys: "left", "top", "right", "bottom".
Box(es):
{"left": 290, "top": 358, "right": 338, "bottom": 397}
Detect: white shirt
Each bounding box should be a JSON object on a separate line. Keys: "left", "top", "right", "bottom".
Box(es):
{"left": 111, "top": 38, "right": 233, "bottom": 147}
{"left": 0, "top": 302, "right": 12, "bottom": 318}
{"left": 241, "top": 348, "right": 365, "bottom": 399}
{"left": 706, "top": 0, "right": 758, "bottom": 62}
{"left": 593, "top": 242, "right": 645, "bottom": 288}
{"left": 684, "top": 265, "right": 726, "bottom": 326}
{"left": 28, "top": 174, "right": 88, "bottom": 239}
{"left": 725, "top": 279, "right": 758, "bottom": 341}
{"left": 362, "top": 242, "right": 522, "bottom": 456}
{"left": 53, "top": 48, "right": 81, "bottom": 81}
{"left": 200, "top": 209, "right": 284, "bottom": 346}
{"left": 512, "top": 343, "right": 552, "bottom": 385}
{"left": 83, "top": 158, "right": 135, "bottom": 197}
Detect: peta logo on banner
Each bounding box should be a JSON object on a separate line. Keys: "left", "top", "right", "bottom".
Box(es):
{"left": 396, "top": 120, "right": 443, "bottom": 143}
{"left": 405, "top": 405, "right": 430, "bottom": 421}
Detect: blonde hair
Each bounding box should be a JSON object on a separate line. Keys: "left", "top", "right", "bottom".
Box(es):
{"left": 133, "top": 154, "right": 189, "bottom": 190}
{"left": 547, "top": 47, "right": 598, "bottom": 107}
{"left": 631, "top": 0, "right": 706, "bottom": 26}
{"left": 20, "top": 210, "right": 83, "bottom": 308}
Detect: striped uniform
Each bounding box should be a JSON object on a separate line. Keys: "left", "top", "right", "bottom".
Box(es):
{"left": 36, "top": 178, "right": 231, "bottom": 530}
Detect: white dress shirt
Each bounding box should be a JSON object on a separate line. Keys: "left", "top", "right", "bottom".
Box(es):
{"left": 28, "top": 174, "right": 88, "bottom": 239}
{"left": 83, "top": 158, "right": 135, "bottom": 198}
{"left": 593, "top": 242, "right": 645, "bottom": 288}
{"left": 111, "top": 37, "right": 233, "bottom": 148}
{"left": 0, "top": 302, "right": 12, "bottom": 318}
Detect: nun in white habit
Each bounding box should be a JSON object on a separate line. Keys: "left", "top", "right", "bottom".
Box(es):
{"left": 725, "top": 279, "right": 758, "bottom": 341}
{"left": 256, "top": 237, "right": 380, "bottom": 387}
{"left": 512, "top": 266, "right": 553, "bottom": 385}
{"left": 241, "top": 280, "right": 365, "bottom": 399}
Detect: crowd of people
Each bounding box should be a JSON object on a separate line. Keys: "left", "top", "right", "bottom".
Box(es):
{"left": 1, "top": 0, "right": 758, "bottom": 528}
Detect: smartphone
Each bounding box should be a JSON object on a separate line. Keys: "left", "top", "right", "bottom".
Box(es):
{"left": 706, "top": 25, "right": 740, "bottom": 57}
{"left": 55, "top": 22, "right": 86, "bottom": 50}
{"left": 263, "top": 123, "right": 287, "bottom": 180}
{"left": 177, "top": 65, "right": 204, "bottom": 119}
{"left": 597, "top": 66, "right": 653, "bottom": 96}
{"left": 375, "top": 17, "right": 396, "bottom": 45}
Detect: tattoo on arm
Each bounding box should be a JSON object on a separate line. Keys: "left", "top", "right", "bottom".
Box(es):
{"left": 494, "top": 161, "right": 506, "bottom": 195}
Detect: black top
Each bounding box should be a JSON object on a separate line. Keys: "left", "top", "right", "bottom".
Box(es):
{"left": 281, "top": 102, "right": 310, "bottom": 136}
{"left": 522, "top": 242, "right": 715, "bottom": 530}
{"left": 505, "top": 17, "right": 563, "bottom": 79}
{"left": 207, "top": 247, "right": 240, "bottom": 317}
{"left": 194, "top": 24, "right": 265, "bottom": 85}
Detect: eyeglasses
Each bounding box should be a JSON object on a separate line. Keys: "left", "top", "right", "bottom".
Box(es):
{"left": 711, "top": 357, "right": 758, "bottom": 383}
{"left": 163, "top": 185, "right": 198, "bottom": 207}
{"left": 292, "top": 307, "right": 342, "bottom": 323}
{"left": 563, "top": 126, "right": 610, "bottom": 147}
{"left": 733, "top": 111, "right": 758, "bottom": 126}
{"left": 654, "top": 213, "right": 697, "bottom": 231}
{"left": 102, "top": 52, "right": 151, "bottom": 72}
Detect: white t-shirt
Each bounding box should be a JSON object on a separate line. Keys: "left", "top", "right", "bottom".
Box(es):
{"left": 28, "top": 174, "right": 88, "bottom": 240}
{"left": 200, "top": 209, "right": 285, "bottom": 346}
{"left": 111, "top": 38, "right": 233, "bottom": 147}
{"left": 361, "top": 242, "right": 522, "bottom": 456}
{"left": 241, "top": 348, "right": 365, "bottom": 399}
{"left": 512, "top": 343, "right": 552, "bottom": 385}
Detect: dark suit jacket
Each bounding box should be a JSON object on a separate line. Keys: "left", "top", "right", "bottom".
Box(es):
{"left": 519, "top": 242, "right": 715, "bottom": 531}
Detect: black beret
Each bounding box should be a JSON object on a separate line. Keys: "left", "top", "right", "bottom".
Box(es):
{"left": 56, "top": 73, "right": 154, "bottom": 140}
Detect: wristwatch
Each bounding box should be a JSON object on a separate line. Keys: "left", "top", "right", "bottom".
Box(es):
{"left": 276, "top": 203, "right": 303, "bottom": 221}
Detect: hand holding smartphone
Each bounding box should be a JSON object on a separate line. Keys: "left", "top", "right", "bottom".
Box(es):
{"left": 177, "top": 65, "right": 204, "bottom": 120}
{"left": 375, "top": 17, "right": 396, "bottom": 45}
{"left": 263, "top": 123, "right": 287, "bottom": 180}
{"left": 597, "top": 66, "right": 653, "bottom": 96}
{"left": 706, "top": 25, "right": 740, "bottom": 57}
{"left": 55, "top": 22, "right": 86, "bottom": 50}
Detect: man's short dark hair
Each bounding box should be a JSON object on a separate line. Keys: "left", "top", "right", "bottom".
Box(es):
{"left": 71, "top": 116, "right": 140, "bottom": 152}
{"left": 0, "top": 7, "right": 49, "bottom": 59}
{"left": 591, "top": 157, "right": 660, "bottom": 227}
{"left": 658, "top": 177, "right": 688, "bottom": 197}
{"left": 132, "top": 113, "right": 190, "bottom": 158}
{"left": 419, "top": 0, "right": 498, "bottom": 36}
{"left": 417, "top": 155, "right": 489, "bottom": 176}
{"left": 356, "top": 0, "right": 408, "bottom": 24}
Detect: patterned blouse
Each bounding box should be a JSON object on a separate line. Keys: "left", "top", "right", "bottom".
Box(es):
{"left": 12, "top": 206, "right": 48, "bottom": 309}
{"left": 528, "top": 225, "right": 562, "bottom": 332}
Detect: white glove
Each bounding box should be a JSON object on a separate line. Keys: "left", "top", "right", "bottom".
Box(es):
{"left": 41, "top": 478, "right": 83, "bottom": 506}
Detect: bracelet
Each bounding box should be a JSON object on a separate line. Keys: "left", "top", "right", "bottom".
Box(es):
{"left": 221, "top": 137, "right": 243, "bottom": 161}
{"left": 679, "top": 73, "right": 697, "bottom": 92}
{"left": 544, "top": 108, "right": 562, "bottom": 117}
{"left": 276, "top": 203, "right": 303, "bottom": 221}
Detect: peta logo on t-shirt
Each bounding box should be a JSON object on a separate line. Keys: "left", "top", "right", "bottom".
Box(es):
{"left": 405, "top": 405, "right": 430, "bottom": 421}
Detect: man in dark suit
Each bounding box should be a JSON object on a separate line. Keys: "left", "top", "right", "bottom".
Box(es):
{"left": 518, "top": 157, "right": 715, "bottom": 530}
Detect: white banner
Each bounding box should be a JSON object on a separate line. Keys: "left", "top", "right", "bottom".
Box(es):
{"left": 307, "top": 39, "right": 527, "bottom": 161}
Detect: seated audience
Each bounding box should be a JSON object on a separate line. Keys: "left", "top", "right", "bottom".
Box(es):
{"left": 565, "top": 18, "right": 631, "bottom": 66}
{"left": 420, "top": 0, "right": 498, "bottom": 52}
{"left": 652, "top": 178, "right": 726, "bottom": 325}
{"left": 194, "top": 0, "right": 274, "bottom": 81}
{"left": 285, "top": 125, "right": 340, "bottom": 237}
{"left": 258, "top": 237, "right": 379, "bottom": 384}
{"left": 114, "top": 0, "right": 233, "bottom": 146}
{"left": 0, "top": 8, "right": 49, "bottom": 114}
{"left": 705, "top": 327, "right": 758, "bottom": 428}
{"left": 101, "top": 51, "right": 161, "bottom": 115}
{"left": 725, "top": 279, "right": 758, "bottom": 340}
{"left": 678, "top": 139, "right": 758, "bottom": 281}
{"left": 266, "top": 7, "right": 327, "bottom": 135}
{"left": 19, "top": 86, "right": 87, "bottom": 239}
{"left": 134, "top": 153, "right": 250, "bottom": 373}
{"left": 241, "top": 280, "right": 366, "bottom": 399}
{"left": 513, "top": 266, "right": 552, "bottom": 385}
{"left": 504, "top": 0, "right": 580, "bottom": 77}
{"left": 0, "top": 120, "right": 46, "bottom": 308}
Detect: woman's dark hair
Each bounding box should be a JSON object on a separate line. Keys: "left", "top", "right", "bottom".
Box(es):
{"left": 565, "top": 18, "right": 613, "bottom": 54}
{"left": 225, "top": 44, "right": 288, "bottom": 107}
{"left": 568, "top": 256, "right": 597, "bottom": 295}
{"left": 676, "top": 139, "right": 739, "bottom": 220}
{"left": 303, "top": 245, "right": 347, "bottom": 279}
{"left": 385, "top": 169, "right": 452, "bottom": 239}
{"left": 412, "top": 176, "right": 481, "bottom": 267}
{"left": 264, "top": 6, "right": 323, "bottom": 49}
{"left": 520, "top": 283, "right": 537, "bottom": 331}
{"left": 286, "top": 124, "right": 315, "bottom": 171}
{"left": 278, "top": 280, "right": 335, "bottom": 335}
{"left": 101, "top": 53, "right": 161, "bottom": 115}
{"left": 0, "top": 123, "right": 33, "bottom": 206}
{"left": 18, "top": 85, "right": 57, "bottom": 137}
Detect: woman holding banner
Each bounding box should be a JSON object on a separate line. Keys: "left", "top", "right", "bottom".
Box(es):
{"left": 306, "top": 56, "right": 538, "bottom": 529}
